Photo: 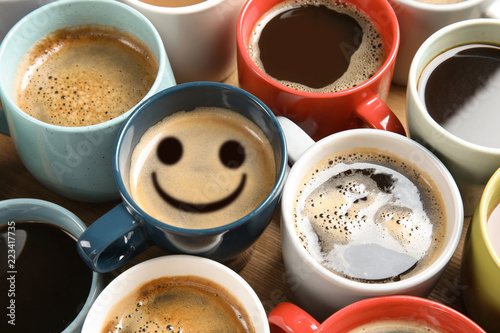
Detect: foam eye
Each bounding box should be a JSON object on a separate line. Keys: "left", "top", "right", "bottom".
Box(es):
{"left": 219, "top": 140, "right": 245, "bottom": 169}
{"left": 157, "top": 136, "right": 183, "bottom": 165}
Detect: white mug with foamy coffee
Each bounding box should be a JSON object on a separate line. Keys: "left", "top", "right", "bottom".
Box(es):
{"left": 82, "top": 255, "right": 269, "bottom": 333}
{"left": 278, "top": 117, "right": 464, "bottom": 321}
{"left": 388, "top": 0, "right": 500, "bottom": 85}
{"left": 407, "top": 18, "right": 500, "bottom": 215}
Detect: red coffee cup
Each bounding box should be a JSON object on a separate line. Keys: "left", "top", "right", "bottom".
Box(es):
{"left": 236, "top": 0, "right": 405, "bottom": 140}
{"left": 268, "top": 296, "right": 486, "bottom": 333}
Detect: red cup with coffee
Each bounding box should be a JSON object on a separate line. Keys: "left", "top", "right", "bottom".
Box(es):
{"left": 268, "top": 296, "right": 486, "bottom": 333}
{"left": 237, "top": 0, "right": 405, "bottom": 140}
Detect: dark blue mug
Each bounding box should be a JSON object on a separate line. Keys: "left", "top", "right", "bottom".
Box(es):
{"left": 77, "top": 82, "right": 287, "bottom": 273}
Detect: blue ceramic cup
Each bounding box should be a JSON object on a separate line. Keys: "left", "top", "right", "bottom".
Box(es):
{"left": 0, "top": 0, "right": 176, "bottom": 202}
{"left": 0, "top": 198, "right": 104, "bottom": 333}
{"left": 77, "top": 82, "right": 287, "bottom": 273}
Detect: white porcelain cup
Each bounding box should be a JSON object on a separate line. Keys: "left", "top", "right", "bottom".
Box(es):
{"left": 278, "top": 116, "right": 464, "bottom": 321}
{"left": 118, "top": 0, "right": 246, "bottom": 83}
{"left": 407, "top": 18, "right": 500, "bottom": 215}
{"left": 389, "top": 0, "right": 500, "bottom": 85}
{"left": 82, "top": 255, "right": 270, "bottom": 332}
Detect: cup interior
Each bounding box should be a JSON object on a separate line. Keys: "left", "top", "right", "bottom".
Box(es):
{"left": 281, "top": 129, "right": 463, "bottom": 290}
{"left": 0, "top": 199, "right": 104, "bottom": 333}
{"left": 115, "top": 81, "right": 287, "bottom": 232}
{"left": 0, "top": 0, "right": 169, "bottom": 128}
{"left": 320, "top": 295, "right": 485, "bottom": 332}
{"left": 237, "top": 0, "right": 399, "bottom": 95}
{"left": 82, "top": 255, "right": 269, "bottom": 332}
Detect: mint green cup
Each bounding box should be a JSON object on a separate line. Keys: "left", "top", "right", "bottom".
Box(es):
{"left": 0, "top": 0, "right": 176, "bottom": 202}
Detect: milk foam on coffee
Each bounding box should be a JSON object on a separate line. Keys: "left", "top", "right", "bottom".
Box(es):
{"left": 249, "top": 0, "right": 385, "bottom": 93}
{"left": 101, "top": 275, "right": 254, "bottom": 333}
{"left": 130, "top": 107, "right": 276, "bottom": 229}
{"left": 16, "top": 25, "right": 158, "bottom": 127}
{"left": 487, "top": 200, "right": 500, "bottom": 258}
{"left": 294, "top": 148, "right": 446, "bottom": 282}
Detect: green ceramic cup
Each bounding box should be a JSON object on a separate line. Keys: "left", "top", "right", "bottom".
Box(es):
{"left": 461, "top": 167, "right": 500, "bottom": 332}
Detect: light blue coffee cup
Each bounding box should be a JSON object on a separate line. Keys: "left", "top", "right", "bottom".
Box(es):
{"left": 0, "top": 0, "right": 176, "bottom": 202}
{"left": 0, "top": 198, "right": 105, "bottom": 333}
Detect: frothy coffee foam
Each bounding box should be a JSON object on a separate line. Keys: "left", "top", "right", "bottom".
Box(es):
{"left": 249, "top": 0, "right": 385, "bottom": 93}
{"left": 294, "top": 148, "right": 446, "bottom": 282}
{"left": 130, "top": 107, "right": 276, "bottom": 229}
{"left": 16, "top": 25, "right": 158, "bottom": 127}
{"left": 348, "top": 319, "right": 440, "bottom": 333}
{"left": 100, "top": 275, "right": 254, "bottom": 333}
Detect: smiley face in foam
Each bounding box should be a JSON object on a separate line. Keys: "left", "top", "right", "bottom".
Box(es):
{"left": 152, "top": 137, "right": 247, "bottom": 213}
{"left": 129, "top": 107, "right": 277, "bottom": 229}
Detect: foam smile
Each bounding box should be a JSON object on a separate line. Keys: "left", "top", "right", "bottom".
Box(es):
{"left": 152, "top": 172, "right": 247, "bottom": 214}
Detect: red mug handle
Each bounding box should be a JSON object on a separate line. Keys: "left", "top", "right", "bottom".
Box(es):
{"left": 356, "top": 94, "right": 406, "bottom": 136}
{"left": 268, "top": 302, "right": 320, "bottom": 333}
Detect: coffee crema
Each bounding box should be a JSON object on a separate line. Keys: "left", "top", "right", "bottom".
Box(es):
{"left": 293, "top": 148, "right": 447, "bottom": 283}
{"left": 101, "top": 275, "right": 254, "bottom": 333}
{"left": 249, "top": 0, "right": 385, "bottom": 93}
{"left": 138, "top": 0, "right": 207, "bottom": 7}
{"left": 129, "top": 107, "right": 276, "bottom": 229}
{"left": 349, "top": 319, "right": 441, "bottom": 333}
{"left": 16, "top": 24, "right": 158, "bottom": 127}
{"left": 0, "top": 221, "right": 93, "bottom": 332}
{"left": 418, "top": 44, "right": 500, "bottom": 148}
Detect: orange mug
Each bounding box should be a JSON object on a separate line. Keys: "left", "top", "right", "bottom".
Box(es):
{"left": 236, "top": 0, "right": 406, "bottom": 140}
{"left": 268, "top": 296, "right": 486, "bottom": 333}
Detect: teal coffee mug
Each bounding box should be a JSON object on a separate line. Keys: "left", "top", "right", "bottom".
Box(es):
{"left": 77, "top": 82, "right": 287, "bottom": 273}
{"left": 0, "top": 0, "right": 176, "bottom": 202}
{"left": 0, "top": 198, "right": 104, "bottom": 333}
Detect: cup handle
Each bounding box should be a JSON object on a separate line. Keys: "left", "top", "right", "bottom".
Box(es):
{"left": 355, "top": 95, "right": 407, "bottom": 136}
{"left": 277, "top": 116, "right": 315, "bottom": 164}
{"left": 268, "top": 302, "right": 320, "bottom": 333}
{"left": 77, "top": 204, "right": 150, "bottom": 273}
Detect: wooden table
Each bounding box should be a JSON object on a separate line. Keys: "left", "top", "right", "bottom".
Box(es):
{"left": 0, "top": 71, "right": 470, "bottom": 320}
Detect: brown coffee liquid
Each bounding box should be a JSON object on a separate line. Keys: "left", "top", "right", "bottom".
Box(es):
{"left": 250, "top": 0, "right": 384, "bottom": 92}
{"left": 421, "top": 44, "right": 500, "bottom": 148}
{"left": 349, "top": 319, "right": 440, "bottom": 333}
{"left": 16, "top": 24, "right": 158, "bottom": 127}
{"left": 0, "top": 222, "right": 93, "bottom": 332}
{"left": 101, "top": 275, "right": 254, "bottom": 333}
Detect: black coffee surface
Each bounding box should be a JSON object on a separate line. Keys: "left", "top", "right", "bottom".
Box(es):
{"left": 258, "top": 4, "right": 361, "bottom": 89}
{"left": 0, "top": 222, "right": 93, "bottom": 332}
{"left": 424, "top": 45, "right": 500, "bottom": 148}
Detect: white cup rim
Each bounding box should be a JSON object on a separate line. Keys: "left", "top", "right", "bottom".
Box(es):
{"left": 281, "top": 128, "right": 464, "bottom": 292}
{"left": 407, "top": 18, "right": 500, "bottom": 155}
{"left": 392, "top": 0, "right": 484, "bottom": 11}
{"left": 82, "top": 254, "right": 269, "bottom": 332}
{"left": 122, "top": 0, "right": 227, "bottom": 14}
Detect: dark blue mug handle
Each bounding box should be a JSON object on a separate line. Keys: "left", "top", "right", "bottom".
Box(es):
{"left": 77, "top": 204, "right": 149, "bottom": 273}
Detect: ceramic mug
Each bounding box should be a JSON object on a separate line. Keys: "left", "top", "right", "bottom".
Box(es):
{"left": 236, "top": 0, "right": 406, "bottom": 141}
{"left": 119, "top": 0, "right": 246, "bottom": 84}
{"left": 461, "top": 167, "right": 500, "bottom": 332}
{"left": 268, "top": 296, "right": 486, "bottom": 332}
{"left": 0, "top": 198, "right": 104, "bottom": 333}
{"left": 407, "top": 18, "right": 500, "bottom": 215}
{"left": 0, "top": 0, "right": 176, "bottom": 202}
{"left": 77, "top": 82, "right": 287, "bottom": 273}
{"left": 278, "top": 116, "right": 463, "bottom": 321}
{"left": 389, "top": 0, "right": 500, "bottom": 85}
{"left": 82, "top": 255, "right": 270, "bottom": 332}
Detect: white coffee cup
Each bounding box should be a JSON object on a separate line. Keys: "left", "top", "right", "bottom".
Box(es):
{"left": 407, "top": 18, "right": 500, "bottom": 215}
{"left": 118, "top": 0, "right": 245, "bottom": 83}
{"left": 82, "top": 255, "right": 269, "bottom": 332}
{"left": 389, "top": 0, "right": 500, "bottom": 85}
{"left": 278, "top": 116, "right": 464, "bottom": 321}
